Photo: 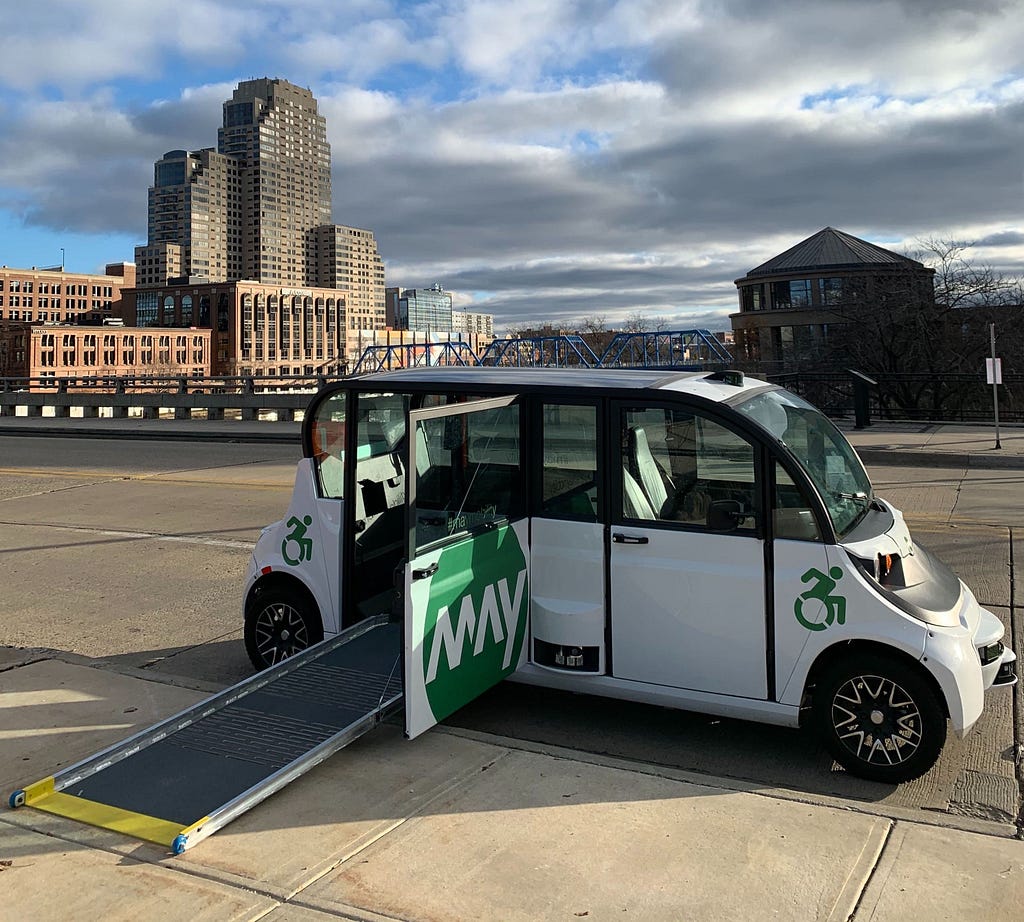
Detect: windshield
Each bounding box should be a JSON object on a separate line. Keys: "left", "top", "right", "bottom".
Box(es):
{"left": 734, "top": 389, "right": 873, "bottom": 537}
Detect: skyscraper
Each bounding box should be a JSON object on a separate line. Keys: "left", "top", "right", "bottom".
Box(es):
{"left": 136, "top": 148, "right": 240, "bottom": 287}
{"left": 219, "top": 79, "right": 332, "bottom": 285}
{"left": 135, "top": 78, "right": 381, "bottom": 296}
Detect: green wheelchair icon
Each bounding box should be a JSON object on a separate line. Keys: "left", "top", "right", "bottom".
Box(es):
{"left": 282, "top": 514, "right": 314, "bottom": 566}
{"left": 794, "top": 566, "right": 846, "bottom": 632}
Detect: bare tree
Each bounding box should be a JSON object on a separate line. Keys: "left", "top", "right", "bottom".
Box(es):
{"left": 823, "top": 238, "right": 1024, "bottom": 417}
{"left": 914, "top": 237, "right": 1022, "bottom": 309}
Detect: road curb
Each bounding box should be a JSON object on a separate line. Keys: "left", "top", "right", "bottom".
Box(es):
{"left": 856, "top": 448, "right": 1024, "bottom": 470}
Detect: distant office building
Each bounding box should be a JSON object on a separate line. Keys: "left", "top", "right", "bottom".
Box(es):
{"left": 387, "top": 284, "right": 453, "bottom": 332}
{"left": 136, "top": 80, "right": 331, "bottom": 288}
{"left": 452, "top": 309, "right": 494, "bottom": 342}
{"left": 730, "top": 227, "right": 935, "bottom": 370}
{"left": 0, "top": 263, "right": 135, "bottom": 325}
{"left": 123, "top": 280, "right": 345, "bottom": 377}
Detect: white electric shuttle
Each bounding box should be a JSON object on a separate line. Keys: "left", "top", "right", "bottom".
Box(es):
{"left": 243, "top": 367, "right": 1016, "bottom": 783}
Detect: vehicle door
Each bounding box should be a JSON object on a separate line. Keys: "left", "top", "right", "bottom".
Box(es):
{"left": 529, "top": 399, "right": 606, "bottom": 673}
{"left": 609, "top": 401, "right": 767, "bottom": 699}
{"left": 404, "top": 395, "right": 529, "bottom": 739}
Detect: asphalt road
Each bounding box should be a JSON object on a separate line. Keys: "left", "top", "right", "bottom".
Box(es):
{"left": 0, "top": 435, "right": 1020, "bottom": 833}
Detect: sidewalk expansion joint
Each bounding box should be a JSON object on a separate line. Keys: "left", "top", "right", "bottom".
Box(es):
{"left": 841, "top": 820, "right": 895, "bottom": 922}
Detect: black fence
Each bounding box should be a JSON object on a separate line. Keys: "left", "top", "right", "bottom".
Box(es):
{"left": 769, "top": 372, "right": 1019, "bottom": 425}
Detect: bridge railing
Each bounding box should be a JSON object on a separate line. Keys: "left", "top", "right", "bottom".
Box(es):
{"left": 0, "top": 372, "right": 347, "bottom": 420}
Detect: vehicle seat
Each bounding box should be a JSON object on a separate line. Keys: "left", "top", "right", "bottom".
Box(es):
{"left": 623, "top": 469, "right": 656, "bottom": 520}
{"left": 630, "top": 426, "right": 670, "bottom": 515}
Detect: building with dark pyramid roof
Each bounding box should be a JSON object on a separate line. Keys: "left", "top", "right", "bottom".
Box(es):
{"left": 730, "top": 227, "right": 935, "bottom": 371}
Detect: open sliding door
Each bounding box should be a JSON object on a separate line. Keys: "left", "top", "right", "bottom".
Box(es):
{"left": 404, "top": 395, "right": 530, "bottom": 739}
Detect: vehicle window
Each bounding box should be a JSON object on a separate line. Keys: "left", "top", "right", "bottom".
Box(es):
{"left": 415, "top": 403, "right": 522, "bottom": 551}
{"left": 540, "top": 403, "right": 598, "bottom": 521}
{"left": 774, "top": 462, "right": 821, "bottom": 541}
{"left": 735, "top": 389, "right": 872, "bottom": 537}
{"left": 353, "top": 394, "right": 410, "bottom": 607}
{"left": 620, "top": 406, "right": 757, "bottom": 531}
{"left": 311, "top": 391, "right": 346, "bottom": 499}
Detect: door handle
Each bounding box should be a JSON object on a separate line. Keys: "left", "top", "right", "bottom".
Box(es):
{"left": 613, "top": 533, "right": 649, "bottom": 545}
{"left": 412, "top": 562, "right": 439, "bottom": 580}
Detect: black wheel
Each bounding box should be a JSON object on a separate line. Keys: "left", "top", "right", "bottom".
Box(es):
{"left": 244, "top": 585, "right": 323, "bottom": 671}
{"left": 813, "top": 652, "right": 947, "bottom": 784}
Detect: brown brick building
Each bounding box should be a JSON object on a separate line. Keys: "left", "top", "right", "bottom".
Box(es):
{"left": 0, "top": 324, "right": 210, "bottom": 382}
{"left": 0, "top": 263, "right": 135, "bottom": 325}
{"left": 121, "top": 280, "right": 346, "bottom": 377}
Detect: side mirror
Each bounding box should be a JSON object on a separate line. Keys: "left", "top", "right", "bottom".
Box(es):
{"left": 707, "top": 499, "right": 743, "bottom": 532}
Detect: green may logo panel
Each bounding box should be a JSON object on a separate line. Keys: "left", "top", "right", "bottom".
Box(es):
{"left": 406, "top": 521, "right": 529, "bottom": 738}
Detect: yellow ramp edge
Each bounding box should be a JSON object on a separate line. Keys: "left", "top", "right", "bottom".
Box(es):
{"left": 26, "top": 788, "right": 206, "bottom": 849}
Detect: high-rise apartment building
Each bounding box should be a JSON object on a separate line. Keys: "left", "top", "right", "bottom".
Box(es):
{"left": 219, "top": 79, "right": 331, "bottom": 285}
{"left": 138, "top": 149, "right": 240, "bottom": 286}
{"left": 317, "top": 224, "right": 386, "bottom": 331}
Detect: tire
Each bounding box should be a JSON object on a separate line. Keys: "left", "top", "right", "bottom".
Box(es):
{"left": 244, "top": 584, "right": 323, "bottom": 671}
{"left": 812, "top": 652, "right": 947, "bottom": 784}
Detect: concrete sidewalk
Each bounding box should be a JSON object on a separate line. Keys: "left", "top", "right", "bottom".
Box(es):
{"left": 1, "top": 652, "right": 1022, "bottom": 922}
{"left": 839, "top": 421, "right": 1024, "bottom": 470}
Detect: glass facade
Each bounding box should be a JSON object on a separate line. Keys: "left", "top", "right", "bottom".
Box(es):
{"left": 398, "top": 286, "right": 453, "bottom": 332}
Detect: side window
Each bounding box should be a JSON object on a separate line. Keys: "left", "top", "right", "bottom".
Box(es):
{"left": 540, "top": 403, "right": 598, "bottom": 521}
{"left": 311, "top": 392, "right": 346, "bottom": 499}
{"left": 415, "top": 403, "right": 522, "bottom": 551}
{"left": 354, "top": 392, "right": 408, "bottom": 522}
{"left": 774, "top": 461, "right": 822, "bottom": 541}
{"left": 620, "top": 406, "right": 757, "bottom": 531}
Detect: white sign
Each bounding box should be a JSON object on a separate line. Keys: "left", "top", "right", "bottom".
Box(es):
{"left": 986, "top": 357, "right": 1003, "bottom": 385}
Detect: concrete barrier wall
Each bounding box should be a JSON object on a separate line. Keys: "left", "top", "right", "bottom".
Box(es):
{"left": 0, "top": 391, "right": 311, "bottom": 421}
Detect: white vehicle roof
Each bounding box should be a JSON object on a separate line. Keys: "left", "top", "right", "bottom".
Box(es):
{"left": 353, "top": 367, "right": 770, "bottom": 403}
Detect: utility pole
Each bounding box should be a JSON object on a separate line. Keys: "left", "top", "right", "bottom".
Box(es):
{"left": 989, "top": 322, "right": 1002, "bottom": 450}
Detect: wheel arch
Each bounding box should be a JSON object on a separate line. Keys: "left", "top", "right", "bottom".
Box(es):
{"left": 245, "top": 571, "right": 322, "bottom": 624}
{"left": 798, "top": 639, "right": 950, "bottom": 727}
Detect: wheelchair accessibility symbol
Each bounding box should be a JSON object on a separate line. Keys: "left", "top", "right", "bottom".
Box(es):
{"left": 282, "top": 514, "right": 314, "bottom": 566}
{"left": 794, "top": 566, "right": 846, "bottom": 632}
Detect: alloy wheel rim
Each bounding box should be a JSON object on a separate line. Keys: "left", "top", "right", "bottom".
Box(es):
{"left": 831, "top": 673, "right": 922, "bottom": 766}
{"left": 253, "top": 602, "right": 309, "bottom": 665}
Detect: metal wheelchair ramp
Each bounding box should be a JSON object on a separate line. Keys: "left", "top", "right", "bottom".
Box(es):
{"left": 9, "top": 616, "right": 401, "bottom": 854}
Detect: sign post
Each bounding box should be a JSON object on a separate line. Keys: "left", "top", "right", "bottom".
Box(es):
{"left": 987, "top": 323, "right": 1001, "bottom": 450}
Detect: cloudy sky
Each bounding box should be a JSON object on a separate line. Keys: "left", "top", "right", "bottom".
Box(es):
{"left": 1, "top": 0, "right": 1022, "bottom": 332}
